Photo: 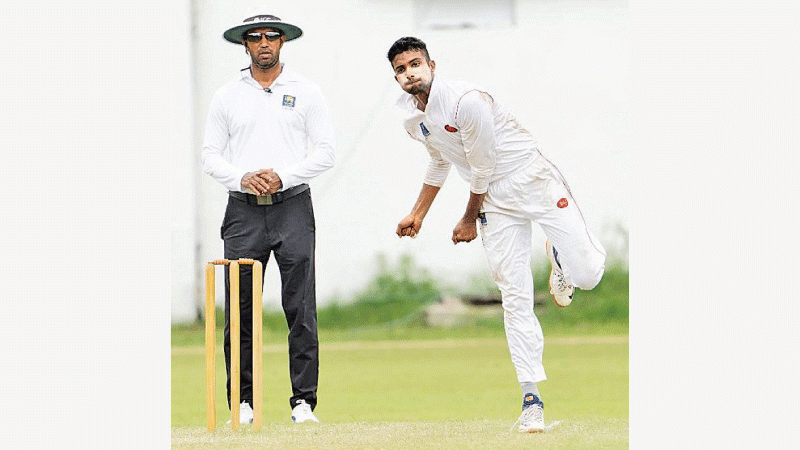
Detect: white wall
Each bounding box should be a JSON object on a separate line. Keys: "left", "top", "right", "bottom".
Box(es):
{"left": 180, "top": 0, "right": 629, "bottom": 321}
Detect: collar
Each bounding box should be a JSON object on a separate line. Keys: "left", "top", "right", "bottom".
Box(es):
{"left": 239, "top": 63, "right": 301, "bottom": 88}
{"left": 395, "top": 90, "right": 416, "bottom": 111}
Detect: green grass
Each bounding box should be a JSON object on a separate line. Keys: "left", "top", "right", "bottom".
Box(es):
{"left": 172, "top": 335, "right": 628, "bottom": 449}
{"left": 172, "top": 418, "right": 629, "bottom": 450}
{"left": 173, "top": 320, "right": 629, "bottom": 348}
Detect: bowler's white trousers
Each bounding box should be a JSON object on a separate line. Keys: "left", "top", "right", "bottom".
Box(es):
{"left": 479, "top": 153, "right": 607, "bottom": 383}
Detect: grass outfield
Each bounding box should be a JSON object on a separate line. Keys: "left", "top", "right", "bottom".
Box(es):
{"left": 172, "top": 335, "right": 628, "bottom": 449}
{"left": 172, "top": 419, "right": 628, "bottom": 450}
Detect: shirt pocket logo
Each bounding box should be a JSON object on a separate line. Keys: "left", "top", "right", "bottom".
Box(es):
{"left": 282, "top": 95, "right": 296, "bottom": 107}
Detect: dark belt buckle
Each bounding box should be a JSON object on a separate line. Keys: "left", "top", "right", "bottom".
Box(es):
{"left": 256, "top": 195, "right": 273, "bottom": 206}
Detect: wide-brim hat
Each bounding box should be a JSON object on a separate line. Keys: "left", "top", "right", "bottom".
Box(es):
{"left": 223, "top": 14, "right": 303, "bottom": 44}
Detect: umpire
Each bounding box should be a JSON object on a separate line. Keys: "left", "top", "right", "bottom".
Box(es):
{"left": 201, "top": 14, "right": 335, "bottom": 424}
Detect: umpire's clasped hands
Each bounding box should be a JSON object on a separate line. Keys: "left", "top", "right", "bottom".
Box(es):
{"left": 241, "top": 169, "right": 282, "bottom": 195}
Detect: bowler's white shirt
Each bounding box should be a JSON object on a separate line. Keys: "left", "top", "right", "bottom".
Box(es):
{"left": 202, "top": 65, "right": 335, "bottom": 193}
{"left": 397, "top": 76, "right": 538, "bottom": 194}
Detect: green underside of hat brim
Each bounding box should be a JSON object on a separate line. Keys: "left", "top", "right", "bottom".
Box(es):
{"left": 223, "top": 24, "right": 303, "bottom": 44}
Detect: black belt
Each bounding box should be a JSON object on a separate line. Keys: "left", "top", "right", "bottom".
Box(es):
{"left": 229, "top": 184, "right": 309, "bottom": 206}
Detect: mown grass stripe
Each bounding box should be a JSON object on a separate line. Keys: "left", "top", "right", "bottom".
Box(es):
{"left": 172, "top": 335, "right": 628, "bottom": 355}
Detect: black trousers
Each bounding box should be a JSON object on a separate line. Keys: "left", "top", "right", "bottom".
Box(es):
{"left": 221, "top": 189, "right": 318, "bottom": 411}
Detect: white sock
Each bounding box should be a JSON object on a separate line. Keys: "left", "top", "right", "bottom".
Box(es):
{"left": 521, "top": 382, "right": 539, "bottom": 396}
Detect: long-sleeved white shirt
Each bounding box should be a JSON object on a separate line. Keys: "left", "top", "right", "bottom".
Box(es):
{"left": 202, "top": 65, "right": 335, "bottom": 192}
{"left": 397, "top": 77, "right": 538, "bottom": 194}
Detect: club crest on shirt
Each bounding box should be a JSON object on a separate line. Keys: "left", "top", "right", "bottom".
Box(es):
{"left": 419, "top": 122, "right": 430, "bottom": 137}
{"left": 557, "top": 198, "right": 569, "bottom": 208}
{"left": 282, "top": 95, "right": 296, "bottom": 107}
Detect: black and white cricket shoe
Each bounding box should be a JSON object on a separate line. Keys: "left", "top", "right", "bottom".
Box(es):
{"left": 546, "top": 240, "right": 575, "bottom": 307}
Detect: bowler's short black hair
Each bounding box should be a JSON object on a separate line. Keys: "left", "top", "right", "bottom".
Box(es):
{"left": 387, "top": 37, "right": 431, "bottom": 65}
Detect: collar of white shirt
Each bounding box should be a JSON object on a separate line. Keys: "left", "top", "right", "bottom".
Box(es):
{"left": 239, "top": 63, "right": 302, "bottom": 89}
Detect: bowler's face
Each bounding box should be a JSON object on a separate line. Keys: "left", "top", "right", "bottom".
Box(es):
{"left": 392, "top": 50, "right": 435, "bottom": 96}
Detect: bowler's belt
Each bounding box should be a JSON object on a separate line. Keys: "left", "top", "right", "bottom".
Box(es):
{"left": 228, "top": 184, "right": 309, "bottom": 206}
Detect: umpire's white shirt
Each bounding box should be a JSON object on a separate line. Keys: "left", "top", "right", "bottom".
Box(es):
{"left": 202, "top": 65, "right": 336, "bottom": 193}
{"left": 396, "top": 76, "right": 539, "bottom": 195}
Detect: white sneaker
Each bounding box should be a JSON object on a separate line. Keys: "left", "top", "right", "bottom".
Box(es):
{"left": 226, "top": 401, "right": 254, "bottom": 424}
{"left": 546, "top": 240, "right": 574, "bottom": 307}
{"left": 291, "top": 399, "right": 319, "bottom": 423}
{"left": 516, "top": 393, "right": 545, "bottom": 433}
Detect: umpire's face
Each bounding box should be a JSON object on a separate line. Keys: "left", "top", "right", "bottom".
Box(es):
{"left": 242, "top": 27, "right": 285, "bottom": 70}
{"left": 392, "top": 49, "right": 435, "bottom": 96}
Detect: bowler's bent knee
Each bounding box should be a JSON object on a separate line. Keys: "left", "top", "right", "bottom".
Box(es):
{"left": 572, "top": 264, "right": 605, "bottom": 290}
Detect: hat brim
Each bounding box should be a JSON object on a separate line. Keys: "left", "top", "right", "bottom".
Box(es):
{"left": 224, "top": 22, "right": 303, "bottom": 44}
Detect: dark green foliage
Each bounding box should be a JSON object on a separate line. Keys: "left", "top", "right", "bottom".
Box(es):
{"left": 533, "top": 264, "right": 629, "bottom": 326}
{"left": 172, "top": 254, "right": 628, "bottom": 345}
{"left": 312, "top": 254, "right": 440, "bottom": 330}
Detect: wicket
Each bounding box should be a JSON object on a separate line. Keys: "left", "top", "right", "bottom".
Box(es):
{"left": 205, "top": 258, "right": 263, "bottom": 431}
